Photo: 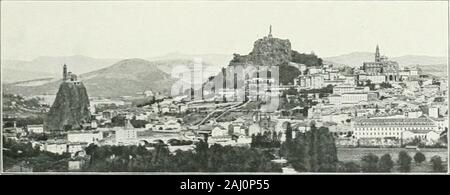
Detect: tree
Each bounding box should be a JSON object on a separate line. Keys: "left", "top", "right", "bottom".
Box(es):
{"left": 290, "top": 50, "right": 323, "bottom": 67}
{"left": 285, "top": 122, "right": 293, "bottom": 142}
{"left": 413, "top": 152, "right": 426, "bottom": 164}
{"left": 397, "top": 151, "right": 412, "bottom": 172}
{"left": 279, "top": 63, "right": 301, "bottom": 85}
{"left": 361, "top": 153, "right": 379, "bottom": 172}
{"left": 430, "top": 156, "right": 445, "bottom": 172}
{"left": 285, "top": 87, "right": 299, "bottom": 96}
{"left": 130, "top": 119, "right": 149, "bottom": 128}
{"left": 111, "top": 115, "right": 126, "bottom": 127}
{"left": 282, "top": 125, "right": 338, "bottom": 172}
{"left": 380, "top": 82, "right": 393, "bottom": 89}
{"left": 378, "top": 154, "right": 394, "bottom": 172}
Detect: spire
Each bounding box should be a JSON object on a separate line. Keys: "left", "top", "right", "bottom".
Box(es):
{"left": 375, "top": 44, "right": 380, "bottom": 62}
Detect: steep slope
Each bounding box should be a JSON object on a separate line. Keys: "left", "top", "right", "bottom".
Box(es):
{"left": 230, "top": 35, "right": 292, "bottom": 66}
{"left": 199, "top": 32, "right": 323, "bottom": 98}
{"left": 80, "top": 58, "right": 177, "bottom": 97}
{"left": 45, "top": 82, "right": 91, "bottom": 131}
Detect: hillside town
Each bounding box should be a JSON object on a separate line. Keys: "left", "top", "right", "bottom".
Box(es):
{"left": 2, "top": 28, "right": 448, "bottom": 173}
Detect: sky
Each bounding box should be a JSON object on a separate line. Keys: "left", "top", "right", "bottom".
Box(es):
{"left": 1, "top": 1, "right": 448, "bottom": 61}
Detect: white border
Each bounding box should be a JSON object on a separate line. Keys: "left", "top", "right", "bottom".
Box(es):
{"left": 0, "top": 0, "right": 449, "bottom": 175}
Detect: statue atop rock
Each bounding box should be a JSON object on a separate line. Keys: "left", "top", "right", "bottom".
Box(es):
{"left": 268, "top": 25, "right": 273, "bottom": 38}
{"left": 229, "top": 25, "right": 291, "bottom": 67}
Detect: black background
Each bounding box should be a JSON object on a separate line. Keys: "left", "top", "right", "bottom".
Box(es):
{"left": 0, "top": 174, "right": 448, "bottom": 193}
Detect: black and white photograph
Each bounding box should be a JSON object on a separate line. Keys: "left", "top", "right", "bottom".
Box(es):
{"left": 1, "top": 0, "right": 448, "bottom": 176}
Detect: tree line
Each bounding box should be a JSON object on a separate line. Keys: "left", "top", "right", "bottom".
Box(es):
{"left": 354, "top": 151, "right": 446, "bottom": 173}
{"left": 3, "top": 137, "right": 70, "bottom": 172}
{"left": 82, "top": 141, "right": 281, "bottom": 172}
{"left": 280, "top": 124, "right": 339, "bottom": 172}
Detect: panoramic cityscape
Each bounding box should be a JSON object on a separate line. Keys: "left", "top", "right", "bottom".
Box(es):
{"left": 1, "top": 1, "right": 448, "bottom": 173}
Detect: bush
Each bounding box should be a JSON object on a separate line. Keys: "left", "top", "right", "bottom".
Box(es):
{"left": 361, "top": 153, "right": 379, "bottom": 172}
{"left": 279, "top": 63, "right": 301, "bottom": 85}
{"left": 430, "top": 155, "right": 445, "bottom": 172}
{"left": 397, "top": 151, "right": 412, "bottom": 172}
{"left": 413, "top": 152, "right": 426, "bottom": 164}
{"left": 380, "top": 82, "right": 393, "bottom": 89}
{"left": 290, "top": 50, "right": 323, "bottom": 67}
{"left": 378, "top": 154, "right": 394, "bottom": 172}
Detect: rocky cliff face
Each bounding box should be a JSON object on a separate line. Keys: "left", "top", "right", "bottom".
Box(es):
{"left": 230, "top": 36, "right": 292, "bottom": 66}
{"left": 45, "top": 82, "right": 91, "bottom": 131}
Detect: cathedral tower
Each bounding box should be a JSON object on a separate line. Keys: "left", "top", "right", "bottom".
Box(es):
{"left": 375, "top": 45, "right": 381, "bottom": 62}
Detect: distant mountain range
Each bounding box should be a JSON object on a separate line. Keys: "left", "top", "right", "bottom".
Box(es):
{"left": 2, "top": 53, "right": 233, "bottom": 97}
{"left": 3, "top": 59, "right": 178, "bottom": 97}
{"left": 2, "top": 68, "right": 57, "bottom": 84}
{"left": 3, "top": 51, "right": 446, "bottom": 97}
{"left": 1, "top": 55, "right": 121, "bottom": 83}
{"left": 416, "top": 64, "right": 448, "bottom": 78}
{"left": 323, "top": 52, "right": 447, "bottom": 67}
{"left": 2, "top": 53, "right": 232, "bottom": 84}
{"left": 148, "top": 52, "right": 232, "bottom": 68}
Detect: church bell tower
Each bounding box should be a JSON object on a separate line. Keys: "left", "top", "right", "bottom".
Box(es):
{"left": 375, "top": 45, "right": 381, "bottom": 63}
{"left": 63, "top": 64, "right": 68, "bottom": 81}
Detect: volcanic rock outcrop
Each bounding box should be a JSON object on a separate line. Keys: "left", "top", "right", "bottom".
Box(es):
{"left": 230, "top": 28, "right": 292, "bottom": 67}
{"left": 46, "top": 78, "right": 91, "bottom": 131}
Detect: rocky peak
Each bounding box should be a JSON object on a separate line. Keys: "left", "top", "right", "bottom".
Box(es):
{"left": 230, "top": 31, "right": 292, "bottom": 66}
{"left": 45, "top": 81, "right": 91, "bottom": 131}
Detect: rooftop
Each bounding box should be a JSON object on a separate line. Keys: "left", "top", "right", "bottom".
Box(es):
{"left": 354, "top": 117, "right": 435, "bottom": 126}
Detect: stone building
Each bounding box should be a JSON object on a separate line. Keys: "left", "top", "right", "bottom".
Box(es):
{"left": 362, "top": 45, "right": 400, "bottom": 82}
{"left": 294, "top": 74, "right": 324, "bottom": 89}
{"left": 352, "top": 117, "right": 439, "bottom": 142}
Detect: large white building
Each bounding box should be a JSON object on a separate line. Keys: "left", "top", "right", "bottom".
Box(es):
{"left": 358, "top": 75, "right": 387, "bottom": 84}
{"left": 115, "top": 120, "right": 138, "bottom": 145}
{"left": 333, "top": 85, "right": 369, "bottom": 95}
{"left": 27, "top": 125, "right": 44, "bottom": 134}
{"left": 67, "top": 131, "right": 103, "bottom": 144}
{"left": 115, "top": 129, "right": 138, "bottom": 144}
{"left": 43, "top": 140, "right": 68, "bottom": 154}
{"left": 352, "top": 117, "right": 439, "bottom": 142}
{"left": 67, "top": 142, "right": 88, "bottom": 156}
{"left": 294, "top": 74, "right": 324, "bottom": 89}
{"left": 328, "top": 93, "right": 371, "bottom": 105}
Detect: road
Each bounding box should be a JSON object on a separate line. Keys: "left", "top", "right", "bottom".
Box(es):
{"left": 195, "top": 101, "right": 249, "bottom": 126}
